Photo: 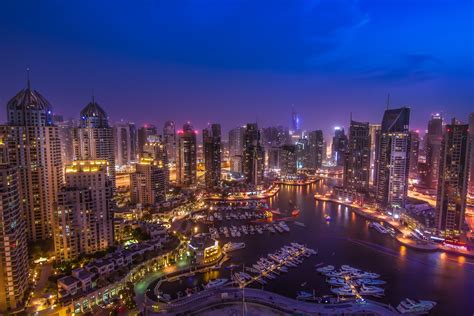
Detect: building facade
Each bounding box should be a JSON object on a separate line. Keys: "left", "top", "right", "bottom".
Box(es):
{"left": 203, "top": 124, "right": 221, "bottom": 189}
{"left": 344, "top": 120, "right": 371, "bottom": 193}
{"left": 243, "top": 123, "right": 264, "bottom": 186}
{"left": 163, "top": 121, "right": 177, "bottom": 164}
{"left": 307, "top": 130, "right": 324, "bottom": 170}
{"left": 280, "top": 145, "right": 297, "bottom": 177}
{"left": 424, "top": 114, "right": 443, "bottom": 189}
{"left": 131, "top": 158, "right": 167, "bottom": 206}
{"left": 228, "top": 126, "right": 245, "bottom": 173}
{"left": 177, "top": 122, "right": 197, "bottom": 186}
{"left": 409, "top": 130, "right": 420, "bottom": 177}
{"left": 113, "top": 121, "right": 137, "bottom": 166}
{"left": 332, "top": 127, "right": 348, "bottom": 167}
{"left": 137, "top": 124, "right": 157, "bottom": 156}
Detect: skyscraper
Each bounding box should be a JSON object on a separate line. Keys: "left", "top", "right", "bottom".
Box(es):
{"left": 424, "top": 114, "right": 443, "bottom": 189}
{"left": 2, "top": 79, "right": 63, "bottom": 241}
{"left": 203, "top": 124, "right": 222, "bottom": 189}
{"left": 409, "top": 130, "right": 420, "bottom": 177}
{"left": 375, "top": 107, "right": 411, "bottom": 210}
{"left": 295, "top": 137, "right": 309, "bottom": 169}
{"left": 54, "top": 160, "right": 114, "bottom": 261}
{"left": 435, "top": 119, "right": 471, "bottom": 237}
{"left": 137, "top": 124, "right": 157, "bottom": 155}
{"left": 344, "top": 120, "right": 371, "bottom": 193}
{"left": 143, "top": 135, "right": 169, "bottom": 189}
{"left": 228, "top": 126, "right": 246, "bottom": 173}
{"left": 57, "top": 118, "right": 75, "bottom": 166}
{"left": 0, "top": 137, "right": 29, "bottom": 312}
{"left": 131, "top": 157, "right": 167, "bottom": 206}
{"left": 280, "top": 145, "right": 297, "bottom": 177}
{"left": 307, "top": 130, "right": 324, "bottom": 170}
{"left": 468, "top": 113, "right": 474, "bottom": 204}
{"left": 243, "top": 123, "right": 264, "bottom": 185}
{"left": 113, "top": 121, "right": 138, "bottom": 166}
{"left": 369, "top": 124, "right": 381, "bottom": 185}
{"left": 73, "top": 98, "right": 116, "bottom": 187}
{"left": 332, "top": 127, "right": 348, "bottom": 166}
{"left": 163, "top": 121, "right": 177, "bottom": 164}
{"left": 291, "top": 106, "right": 300, "bottom": 132}
{"left": 177, "top": 122, "right": 197, "bottom": 186}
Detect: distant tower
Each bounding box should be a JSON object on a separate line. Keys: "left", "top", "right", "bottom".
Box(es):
{"left": 409, "top": 130, "right": 420, "bottom": 177}
{"left": 369, "top": 124, "right": 381, "bottom": 186}
{"left": 469, "top": 113, "right": 474, "bottom": 204}
{"left": 228, "top": 126, "right": 246, "bottom": 173}
{"left": 203, "top": 124, "right": 222, "bottom": 189}
{"left": 332, "top": 127, "right": 348, "bottom": 167}
{"left": 73, "top": 97, "right": 115, "bottom": 187}
{"left": 163, "top": 121, "right": 177, "bottom": 164}
{"left": 177, "top": 123, "right": 197, "bottom": 186}
{"left": 137, "top": 124, "right": 157, "bottom": 155}
{"left": 280, "top": 145, "right": 297, "bottom": 177}
{"left": 131, "top": 157, "right": 167, "bottom": 206}
{"left": 113, "top": 120, "right": 138, "bottom": 166}
{"left": 424, "top": 114, "right": 443, "bottom": 189}
{"left": 435, "top": 119, "right": 470, "bottom": 237}
{"left": 344, "top": 120, "right": 371, "bottom": 193}
{"left": 2, "top": 77, "right": 63, "bottom": 241}
{"left": 243, "top": 123, "right": 264, "bottom": 185}
{"left": 291, "top": 106, "right": 300, "bottom": 132}
{"left": 307, "top": 130, "right": 324, "bottom": 170}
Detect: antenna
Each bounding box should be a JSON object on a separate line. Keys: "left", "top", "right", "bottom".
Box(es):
{"left": 26, "top": 67, "right": 31, "bottom": 90}
{"left": 386, "top": 93, "right": 391, "bottom": 109}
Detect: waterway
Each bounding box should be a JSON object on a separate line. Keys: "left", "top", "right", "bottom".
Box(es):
{"left": 158, "top": 182, "right": 474, "bottom": 315}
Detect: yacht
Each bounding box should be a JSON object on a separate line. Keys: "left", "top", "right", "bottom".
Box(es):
{"left": 356, "top": 278, "right": 386, "bottom": 286}
{"left": 396, "top": 298, "right": 436, "bottom": 314}
{"left": 369, "top": 222, "right": 389, "bottom": 234}
{"left": 223, "top": 242, "right": 246, "bottom": 252}
{"left": 359, "top": 284, "right": 385, "bottom": 296}
{"left": 316, "top": 265, "right": 335, "bottom": 273}
{"left": 352, "top": 271, "right": 380, "bottom": 279}
{"left": 341, "top": 265, "right": 359, "bottom": 272}
{"left": 330, "top": 285, "right": 356, "bottom": 296}
{"left": 205, "top": 278, "right": 229, "bottom": 289}
{"left": 326, "top": 277, "right": 347, "bottom": 286}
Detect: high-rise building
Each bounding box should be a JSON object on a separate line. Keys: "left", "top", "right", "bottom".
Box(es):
{"left": 73, "top": 98, "right": 115, "bottom": 187}
{"left": 295, "top": 137, "right": 309, "bottom": 169}
{"left": 113, "top": 121, "right": 137, "bottom": 166}
{"left": 291, "top": 106, "right": 301, "bottom": 133}
{"left": 203, "top": 124, "right": 221, "bottom": 189}
{"left": 163, "top": 121, "right": 177, "bottom": 164}
{"left": 409, "top": 130, "right": 420, "bottom": 177}
{"left": 280, "top": 145, "right": 297, "bottom": 177}
{"left": 307, "top": 130, "right": 324, "bottom": 170}
{"left": 143, "top": 135, "right": 169, "bottom": 189}
{"left": 228, "top": 126, "right": 246, "bottom": 173}
{"left": 468, "top": 113, "right": 474, "bottom": 203}
{"left": 369, "top": 124, "right": 381, "bottom": 185}
{"left": 57, "top": 119, "right": 75, "bottom": 166}
{"left": 131, "top": 157, "right": 167, "bottom": 206}
{"left": 424, "top": 114, "right": 443, "bottom": 189}
{"left": 177, "top": 122, "right": 197, "bottom": 186}
{"left": 137, "top": 124, "right": 157, "bottom": 155}
{"left": 54, "top": 160, "right": 114, "bottom": 261}
{"left": 375, "top": 107, "right": 411, "bottom": 210}
{"left": 2, "top": 80, "right": 63, "bottom": 241}
{"left": 0, "top": 137, "right": 29, "bottom": 312}
{"left": 243, "top": 123, "right": 264, "bottom": 185}
{"left": 332, "top": 127, "right": 348, "bottom": 166}
{"left": 344, "top": 120, "right": 371, "bottom": 193}
{"left": 435, "top": 119, "right": 471, "bottom": 237}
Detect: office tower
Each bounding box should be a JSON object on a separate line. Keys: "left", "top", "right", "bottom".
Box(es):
{"left": 375, "top": 107, "right": 411, "bottom": 210}
{"left": 54, "top": 160, "right": 114, "bottom": 261}
{"left": 131, "top": 157, "right": 167, "bottom": 206}
{"left": 73, "top": 97, "right": 115, "bottom": 187}
{"left": 295, "top": 137, "right": 309, "bottom": 169}
{"left": 177, "top": 122, "right": 197, "bottom": 186}
{"left": 468, "top": 113, "right": 474, "bottom": 202}
{"left": 369, "top": 124, "right": 381, "bottom": 185}
{"left": 163, "top": 121, "right": 177, "bottom": 164}
{"left": 243, "top": 123, "right": 264, "bottom": 185}
{"left": 332, "top": 127, "right": 348, "bottom": 166}
{"left": 280, "top": 145, "right": 297, "bottom": 177}
{"left": 143, "top": 135, "right": 169, "bottom": 189}
{"left": 291, "top": 106, "right": 301, "bottom": 132}
{"left": 0, "top": 137, "right": 29, "bottom": 312}
{"left": 409, "top": 130, "right": 420, "bottom": 177}
{"left": 262, "top": 126, "right": 290, "bottom": 170}
{"left": 2, "top": 80, "right": 63, "bottom": 241}
{"left": 228, "top": 126, "right": 246, "bottom": 173}
{"left": 307, "top": 130, "right": 324, "bottom": 170}
{"left": 137, "top": 124, "right": 157, "bottom": 155}
{"left": 113, "top": 121, "right": 137, "bottom": 166}
{"left": 424, "top": 114, "right": 443, "bottom": 189}
{"left": 57, "top": 119, "right": 75, "bottom": 166}
{"left": 344, "top": 120, "right": 371, "bottom": 193}
{"left": 435, "top": 119, "right": 471, "bottom": 237}
{"left": 203, "top": 124, "right": 222, "bottom": 189}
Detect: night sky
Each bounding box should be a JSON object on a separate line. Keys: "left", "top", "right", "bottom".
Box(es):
{"left": 0, "top": 0, "right": 472, "bottom": 138}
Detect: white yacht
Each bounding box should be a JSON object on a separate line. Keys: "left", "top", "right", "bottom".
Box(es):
{"left": 223, "top": 242, "right": 245, "bottom": 252}
{"left": 341, "top": 265, "right": 359, "bottom": 272}
{"left": 356, "top": 278, "right": 386, "bottom": 286}
{"left": 326, "top": 277, "right": 347, "bottom": 286}
{"left": 359, "top": 284, "right": 385, "bottom": 296}
{"left": 369, "top": 222, "right": 389, "bottom": 234}
{"left": 205, "top": 278, "right": 228, "bottom": 289}
{"left": 396, "top": 298, "right": 437, "bottom": 314}
{"left": 316, "top": 265, "right": 335, "bottom": 273}
{"left": 331, "top": 285, "right": 356, "bottom": 296}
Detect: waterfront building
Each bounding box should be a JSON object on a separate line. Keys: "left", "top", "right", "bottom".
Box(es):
{"left": 435, "top": 119, "right": 471, "bottom": 237}
{"left": 188, "top": 233, "right": 221, "bottom": 265}
{"left": 375, "top": 107, "right": 411, "bottom": 210}
{"left": 295, "top": 137, "right": 309, "bottom": 169}
{"left": 424, "top": 114, "right": 443, "bottom": 189}
{"left": 243, "top": 123, "right": 264, "bottom": 185}
{"left": 2, "top": 79, "right": 63, "bottom": 241}
{"left": 163, "top": 121, "right": 177, "bottom": 164}
{"left": 113, "top": 120, "right": 137, "bottom": 166}
{"left": 262, "top": 126, "right": 290, "bottom": 170}
{"left": 369, "top": 124, "right": 381, "bottom": 185}
{"left": 469, "top": 113, "right": 474, "bottom": 204}
{"left": 73, "top": 98, "right": 115, "bottom": 188}
{"left": 332, "top": 127, "right": 348, "bottom": 167}
{"left": 409, "top": 130, "right": 420, "bottom": 177}
{"left": 131, "top": 157, "right": 167, "bottom": 206}
{"left": 137, "top": 124, "right": 157, "bottom": 155}
{"left": 54, "top": 160, "right": 114, "bottom": 261}
{"left": 228, "top": 126, "right": 246, "bottom": 173}
{"left": 344, "top": 120, "right": 371, "bottom": 194}
{"left": 203, "top": 124, "right": 222, "bottom": 189}
{"left": 0, "top": 137, "right": 29, "bottom": 312}
{"left": 307, "top": 130, "right": 324, "bottom": 170}
{"left": 280, "top": 144, "right": 297, "bottom": 177}
{"left": 177, "top": 122, "right": 197, "bottom": 186}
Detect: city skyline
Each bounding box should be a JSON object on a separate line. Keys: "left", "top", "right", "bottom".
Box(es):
{"left": 1, "top": 1, "right": 473, "bottom": 137}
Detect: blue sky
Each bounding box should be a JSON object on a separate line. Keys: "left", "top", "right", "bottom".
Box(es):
{"left": 0, "top": 0, "right": 472, "bottom": 137}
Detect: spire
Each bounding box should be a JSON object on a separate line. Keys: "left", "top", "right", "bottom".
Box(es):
{"left": 26, "top": 67, "right": 31, "bottom": 90}
{"left": 386, "top": 93, "right": 391, "bottom": 110}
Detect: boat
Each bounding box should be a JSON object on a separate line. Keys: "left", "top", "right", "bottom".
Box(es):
{"left": 341, "top": 265, "right": 359, "bottom": 272}
{"left": 330, "top": 285, "right": 356, "bottom": 296}
{"left": 296, "top": 291, "right": 317, "bottom": 301}
{"left": 325, "top": 215, "right": 332, "bottom": 222}
{"left": 369, "top": 222, "right": 389, "bottom": 234}
{"left": 359, "top": 284, "right": 385, "bottom": 296}
{"left": 223, "top": 242, "right": 246, "bottom": 252}
{"left": 355, "top": 278, "right": 386, "bottom": 286}
{"left": 291, "top": 208, "right": 300, "bottom": 216}
{"left": 396, "top": 298, "right": 437, "bottom": 314}
{"left": 316, "top": 265, "right": 335, "bottom": 273}
{"left": 326, "top": 277, "right": 347, "bottom": 286}
{"left": 205, "top": 278, "right": 228, "bottom": 289}
{"left": 351, "top": 271, "right": 380, "bottom": 279}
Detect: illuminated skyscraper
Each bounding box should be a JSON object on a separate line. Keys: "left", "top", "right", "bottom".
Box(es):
{"left": 344, "top": 120, "right": 371, "bottom": 193}
{"left": 203, "top": 124, "right": 221, "bottom": 189}
{"left": 137, "top": 124, "right": 157, "bottom": 155}
{"left": 424, "top": 114, "right": 443, "bottom": 189}
{"left": 57, "top": 118, "right": 75, "bottom": 166}
{"left": 332, "top": 127, "right": 348, "bottom": 166}
{"left": 163, "top": 121, "right": 177, "bottom": 164}
{"left": 131, "top": 157, "right": 167, "bottom": 206}
{"left": 143, "top": 135, "right": 169, "bottom": 189}
{"left": 468, "top": 113, "right": 474, "bottom": 203}
{"left": 307, "top": 130, "right": 324, "bottom": 170}
{"left": 369, "top": 124, "right": 381, "bottom": 185}
{"left": 113, "top": 120, "right": 137, "bottom": 166}
{"left": 73, "top": 98, "right": 115, "bottom": 187}
{"left": 280, "top": 145, "right": 297, "bottom": 177}
{"left": 2, "top": 79, "right": 63, "bottom": 241}
{"left": 435, "top": 119, "right": 470, "bottom": 237}
{"left": 54, "top": 160, "right": 114, "bottom": 261}
{"left": 0, "top": 137, "right": 29, "bottom": 312}
{"left": 177, "top": 122, "right": 197, "bottom": 186}
{"left": 291, "top": 106, "right": 300, "bottom": 132}
{"left": 375, "top": 107, "right": 410, "bottom": 210}
{"left": 228, "top": 126, "right": 246, "bottom": 173}
{"left": 243, "top": 123, "right": 264, "bottom": 185}
{"left": 409, "top": 130, "right": 420, "bottom": 177}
